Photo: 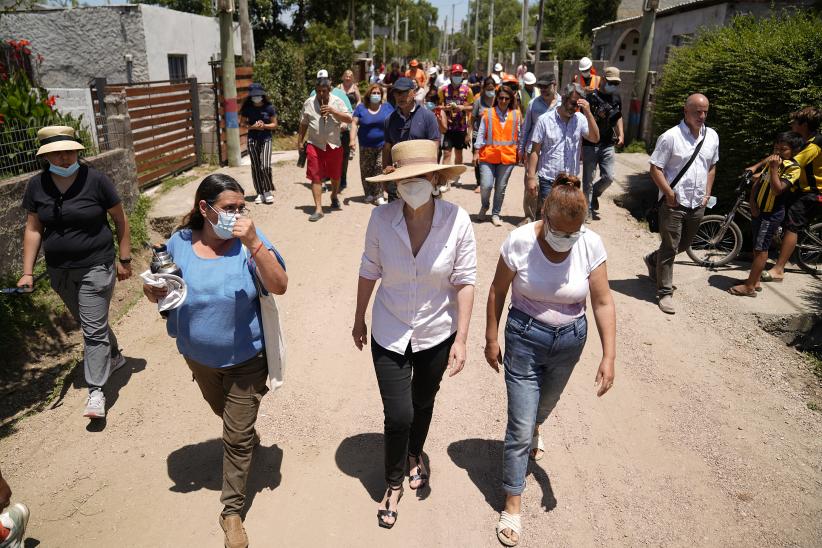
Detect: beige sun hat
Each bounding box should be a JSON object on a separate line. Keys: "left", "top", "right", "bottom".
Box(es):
{"left": 367, "top": 140, "right": 466, "bottom": 183}
{"left": 36, "top": 126, "right": 85, "bottom": 156}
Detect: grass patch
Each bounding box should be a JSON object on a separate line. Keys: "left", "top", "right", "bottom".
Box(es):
{"left": 159, "top": 174, "right": 198, "bottom": 195}
{"left": 271, "top": 134, "right": 299, "bottom": 151}
{"left": 805, "top": 351, "right": 822, "bottom": 380}
{"left": 0, "top": 261, "right": 65, "bottom": 353}
{"left": 619, "top": 140, "right": 648, "bottom": 154}
{"left": 809, "top": 402, "right": 820, "bottom": 412}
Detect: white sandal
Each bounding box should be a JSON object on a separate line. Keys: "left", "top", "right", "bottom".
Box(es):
{"left": 529, "top": 432, "right": 544, "bottom": 461}
{"left": 496, "top": 511, "right": 522, "bottom": 546}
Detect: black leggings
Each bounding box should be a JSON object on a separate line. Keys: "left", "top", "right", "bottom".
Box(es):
{"left": 371, "top": 333, "right": 455, "bottom": 487}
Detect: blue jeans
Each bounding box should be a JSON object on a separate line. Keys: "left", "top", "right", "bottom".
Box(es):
{"left": 536, "top": 176, "right": 555, "bottom": 217}
{"left": 479, "top": 162, "right": 515, "bottom": 216}
{"left": 502, "top": 308, "right": 587, "bottom": 495}
{"left": 582, "top": 144, "right": 615, "bottom": 211}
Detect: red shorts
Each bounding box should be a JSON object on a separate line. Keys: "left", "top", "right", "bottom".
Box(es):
{"left": 306, "top": 143, "right": 343, "bottom": 182}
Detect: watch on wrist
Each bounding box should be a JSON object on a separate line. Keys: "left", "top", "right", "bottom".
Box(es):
{"left": 119, "top": 257, "right": 132, "bottom": 264}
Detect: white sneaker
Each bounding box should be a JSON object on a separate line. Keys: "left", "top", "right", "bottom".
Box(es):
{"left": 111, "top": 352, "right": 126, "bottom": 374}
{"left": 491, "top": 215, "right": 503, "bottom": 226}
{"left": 254, "top": 194, "right": 263, "bottom": 204}
{"left": 364, "top": 194, "right": 375, "bottom": 203}
{"left": 83, "top": 389, "right": 106, "bottom": 419}
{"left": 264, "top": 191, "right": 274, "bottom": 204}
{"left": 478, "top": 207, "right": 488, "bottom": 221}
{"left": 0, "top": 503, "right": 29, "bottom": 548}
{"left": 375, "top": 196, "right": 387, "bottom": 206}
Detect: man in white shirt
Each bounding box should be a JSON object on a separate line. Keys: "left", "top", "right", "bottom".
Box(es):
{"left": 643, "top": 93, "right": 719, "bottom": 314}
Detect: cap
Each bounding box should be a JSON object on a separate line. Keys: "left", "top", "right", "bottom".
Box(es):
{"left": 493, "top": 62, "right": 503, "bottom": 72}
{"left": 451, "top": 63, "right": 463, "bottom": 74}
{"left": 536, "top": 73, "right": 556, "bottom": 86}
{"left": 248, "top": 82, "right": 265, "bottom": 97}
{"left": 317, "top": 69, "right": 329, "bottom": 78}
{"left": 604, "top": 66, "right": 621, "bottom": 82}
{"left": 502, "top": 73, "right": 518, "bottom": 84}
{"left": 578, "top": 57, "right": 592, "bottom": 71}
{"left": 427, "top": 66, "right": 438, "bottom": 75}
{"left": 392, "top": 77, "right": 415, "bottom": 91}
{"left": 409, "top": 59, "right": 419, "bottom": 67}
{"left": 523, "top": 72, "right": 536, "bottom": 85}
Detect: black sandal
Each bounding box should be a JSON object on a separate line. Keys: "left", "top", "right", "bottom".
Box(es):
{"left": 408, "top": 454, "right": 429, "bottom": 490}
{"left": 377, "top": 485, "right": 403, "bottom": 529}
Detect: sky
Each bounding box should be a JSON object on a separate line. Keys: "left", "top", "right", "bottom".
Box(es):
{"left": 431, "top": 0, "right": 468, "bottom": 31}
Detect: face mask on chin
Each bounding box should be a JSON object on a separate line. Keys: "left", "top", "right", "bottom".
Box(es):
{"left": 397, "top": 177, "right": 434, "bottom": 210}
{"left": 207, "top": 204, "right": 238, "bottom": 240}
{"left": 49, "top": 161, "right": 80, "bottom": 177}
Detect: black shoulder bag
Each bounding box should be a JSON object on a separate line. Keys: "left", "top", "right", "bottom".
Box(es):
{"left": 645, "top": 137, "right": 705, "bottom": 233}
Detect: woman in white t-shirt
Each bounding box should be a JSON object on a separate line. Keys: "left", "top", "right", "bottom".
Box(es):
{"left": 484, "top": 173, "right": 616, "bottom": 546}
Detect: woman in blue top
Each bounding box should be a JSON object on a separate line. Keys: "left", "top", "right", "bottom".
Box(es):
{"left": 240, "top": 83, "right": 278, "bottom": 205}
{"left": 142, "top": 173, "right": 287, "bottom": 548}
{"left": 352, "top": 83, "right": 394, "bottom": 205}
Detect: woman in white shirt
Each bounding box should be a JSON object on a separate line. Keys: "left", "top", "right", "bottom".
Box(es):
{"left": 484, "top": 173, "right": 616, "bottom": 546}
{"left": 353, "top": 140, "right": 477, "bottom": 529}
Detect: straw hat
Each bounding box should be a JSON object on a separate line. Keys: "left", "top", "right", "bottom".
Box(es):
{"left": 36, "top": 126, "right": 85, "bottom": 156}
{"left": 366, "top": 140, "right": 466, "bottom": 183}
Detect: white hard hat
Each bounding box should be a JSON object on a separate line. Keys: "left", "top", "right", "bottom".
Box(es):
{"left": 493, "top": 63, "right": 503, "bottom": 72}
{"left": 523, "top": 72, "right": 536, "bottom": 85}
{"left": 317, "top": 69, "right": 329, "bottom": 78}
{"left": 428, "top": 66, "right": 438, "bottom": 75}
{"left": 491, "top": 74, "right": 501, "bottom": 85}
{"left": 578, "top": 57, "right": 592, "bottom": 71}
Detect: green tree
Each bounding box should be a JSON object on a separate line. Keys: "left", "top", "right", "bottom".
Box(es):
{"left": 302, "top": 22, "right": 355, "bottom": 84}
{"left": 253, "top": 37, "right": 307, "bottom": 132}
{"left": 583, "top": 0, "right": 619, "bottom": 36}
{"left": 653, "top": 12, "right": 822, "bottom": 205}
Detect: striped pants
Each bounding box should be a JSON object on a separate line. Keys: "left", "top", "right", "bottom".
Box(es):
{"left": 248, "top": 138, "right": 274, "bottom": 195}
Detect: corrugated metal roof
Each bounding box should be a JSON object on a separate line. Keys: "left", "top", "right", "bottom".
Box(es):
{"left": 592, "top": 0, "right": 724, "bottom": 32}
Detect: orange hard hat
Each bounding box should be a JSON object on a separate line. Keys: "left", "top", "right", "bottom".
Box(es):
{"left": 410, "top": 59, "right": 419, "bottom": 67}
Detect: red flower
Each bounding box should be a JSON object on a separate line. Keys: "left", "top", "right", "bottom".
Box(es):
{"left": 18, "top": 39, "right": 30, "bottom": 46}
{"left": 45, "top": 95, "right": 57, "bottom": 107}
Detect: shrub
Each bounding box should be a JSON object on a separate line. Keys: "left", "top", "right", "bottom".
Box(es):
{"left": 254, "top": 37, "right": 308, "bottom": 133}
{"left": 653, "top": 12, "right": 822, "bottom": 205}
{"left": 302, "top": 23, "right": 355, "bottom": 88}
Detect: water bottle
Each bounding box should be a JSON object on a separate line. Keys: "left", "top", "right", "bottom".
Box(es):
{"left": 150, "top": 244, "right": 181, "bottom": 318}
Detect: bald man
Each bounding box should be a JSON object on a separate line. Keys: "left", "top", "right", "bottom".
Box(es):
{"left": 643, "top": 94, "right": 719, "bottom": 314}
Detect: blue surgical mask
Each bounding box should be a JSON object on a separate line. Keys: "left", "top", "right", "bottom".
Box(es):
{"left": 451, "top": 76, "right": 463, "bottom": 85}
{"left": 425, "top": 101, "right": 436, "bottom": 110}
{"left": 208, "top": 204, "right": 238, "bottom": 240}
{"left": 370, "top": 94, "right": 382, "bottom": 104}
{"left": 49, "top": 162, "right": 80, "bottom": 177}
{"left": 485, "top": 90, "right": 496, "bottom": 99}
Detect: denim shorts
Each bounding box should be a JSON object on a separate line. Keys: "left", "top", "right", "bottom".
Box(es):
{"left": 751, "top": 209, "right": 784, "bottom": 252}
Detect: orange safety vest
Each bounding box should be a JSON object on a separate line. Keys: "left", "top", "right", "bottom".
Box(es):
{"left": 575, "top": 73, "right": 601, "bottom": 93}
{"left": 478, "top": 107, "right": 519, "bottom": 165}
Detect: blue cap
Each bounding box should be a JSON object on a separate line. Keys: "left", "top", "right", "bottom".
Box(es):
{"left": 248, "top": 82, "right": 265, "bottom": 97}
{"left": 392, "top": 77, "right": 415, "bottom": 92}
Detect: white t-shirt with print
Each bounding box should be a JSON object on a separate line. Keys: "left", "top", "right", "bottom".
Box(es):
{"left": 500, "top": 223, "right": 607, "bottom": 326}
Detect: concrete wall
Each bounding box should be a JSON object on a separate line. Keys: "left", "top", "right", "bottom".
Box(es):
{"left": 0, "top": 148, "right": 139, "bottom": 277}
{"left": 198, "top": 84, "right": 219, "bottom": 162}
{"left": 0, "top": 6, "right": 149, "bottom": 88}
{"left": 47, "top": 87, "right": 98, "bottom": 143}
{"left": 140, "top": 4, "right": 241, "bottom": 83}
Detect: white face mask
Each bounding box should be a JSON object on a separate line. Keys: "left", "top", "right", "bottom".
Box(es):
{"left": 251, "top": 96, "right": 263, "bottom": 105}
{"left": 397, "top": 178, "right": 433, "bottom": 210}
{"left": 543, "top": 221, "right": 582, "bottom": 252}
{"left": 581, "top": 70, "right": 591, "bottom": 79}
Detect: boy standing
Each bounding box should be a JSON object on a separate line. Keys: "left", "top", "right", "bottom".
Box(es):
{"left": 729, "top": 131, "right": 804, "bottom": 296}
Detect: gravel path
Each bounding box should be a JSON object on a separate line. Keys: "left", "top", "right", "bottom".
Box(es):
{"left": 1, "top": 152, "right": 820, "bottom": 547}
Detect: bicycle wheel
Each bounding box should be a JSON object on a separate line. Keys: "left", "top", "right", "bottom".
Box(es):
{"left": 686, "top": 215, "right": 743, "bottom": 267}
{"left": 796, "top": 222, "right": 822, "bottom": 274}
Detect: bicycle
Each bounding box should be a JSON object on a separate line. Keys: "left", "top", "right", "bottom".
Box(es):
{"left": 686, "top": 171, "right": 822, "bottom": 273}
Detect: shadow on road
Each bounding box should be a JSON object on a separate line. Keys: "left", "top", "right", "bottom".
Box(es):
{"left": 614, "top": 172, "right": 657, "bottom": 221}
{"left": 166, "top": 437, "right": 283, "bottom": 518}
{"left": 335, "top": 433, "right": 385, "bottom": 502}
{"left": 447, "top": 438, "right": 557, "bottom": 513}
{"left": 609, "top": 277, "right": 657, "bottom": 304}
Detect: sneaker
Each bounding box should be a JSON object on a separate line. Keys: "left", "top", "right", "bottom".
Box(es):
{"left": 658, "top": 295, "right": 675, "bottom": 315}
{"left": 491, "top": 215, "right": 503, "bottom": 227}
{"left": 330, "top": 198, "right": 341, "bottom": 210}
{"left": 364, "top": 194, "right": 375, "bottom": 204}
{"left": 585, "top": 210, "right": 593, "bottom": 224}
{"left": 83, "top": 389, "right": 105, "bottom": 419}
{"left": 375, "top": 196, "right": 387, "bottom": 206}
{"left": 254, "top": 194, "right": 263, "bottom": 204}
{"left": 643, "top": 253, "right": 657, "bottom": 283}
{"left": 478, "top": 207, "right": 488, "bottom": 221}
{"left": 264, "top": 191, "right": 274, "bottom": 204}
{"left": 110, "top": 352, "right": 127, "bottom": 374}
{"left": 0, "top": 503, "right": 29, "bottom": 548}
{"left": 308, "top": 212, "right": 324, "bottom": 222}
{"left": 219, "top": 514, "right": 248, "bottom": 548}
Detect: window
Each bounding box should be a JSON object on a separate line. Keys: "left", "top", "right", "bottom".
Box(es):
{"left": 168, "top": 54, "right": 188, "bottom": 82}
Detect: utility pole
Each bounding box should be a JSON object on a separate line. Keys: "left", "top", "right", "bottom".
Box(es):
{"left": 630, "top": 0, "right": 658, "bottom": 142}
{"left": 218, "top": 0, "right": 240, "bottom": 166}
{"left": 395, "top": 6, "right": 399, "bottom": 48}
{"left": 451, "top": 3, "right": 455, "bottom": 48}
{"left": 533, "top": 0, "right": 545, "bottom": 74}
{"left": 444, "top": 15, "right": 449, "bottom": 65}
{"left": 486, "top": 0, "right": 494, "bottom": 74}
{"left": 519, "top": 0, "right": 528, "bottom": 68}
{"left": 237, "top": 0, "right": 254, "bottom": 66}
{"left": 370, "top": 4, "right": 374, "bottom": 63}
{"left": 473, "top": 0, "right": 479, "bottom": 70}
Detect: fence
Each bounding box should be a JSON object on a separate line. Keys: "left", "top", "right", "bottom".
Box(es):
{"left": 0, "top": 117, "right": 119, "bottom": 180}
{"left": 90, "top": 77, "right": 201, "bottom": 187}
{"left": 211, "top": 62, "right": 252, "bottom": 164}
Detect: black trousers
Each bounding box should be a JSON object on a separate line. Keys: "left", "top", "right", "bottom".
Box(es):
{"left": 371, "top": 333, "right": 455, "bottom": 487}
{"left": 340, "top": 131, "right": 350, "bottom": 189}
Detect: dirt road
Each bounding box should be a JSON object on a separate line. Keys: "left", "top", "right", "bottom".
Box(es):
{"left": 1, "top": 153, "right": 820, "bottom": 547}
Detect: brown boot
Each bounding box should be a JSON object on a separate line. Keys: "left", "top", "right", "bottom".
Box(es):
{"left": 219, "top": 514, "right": 248, "bottom": 548}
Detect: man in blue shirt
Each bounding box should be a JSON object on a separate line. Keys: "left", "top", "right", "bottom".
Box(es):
{"left": 518, "top": 73, "right": 559, "bottom": 223}
{"left": 381, "top": 77, "right": 441, "bottom": 200}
